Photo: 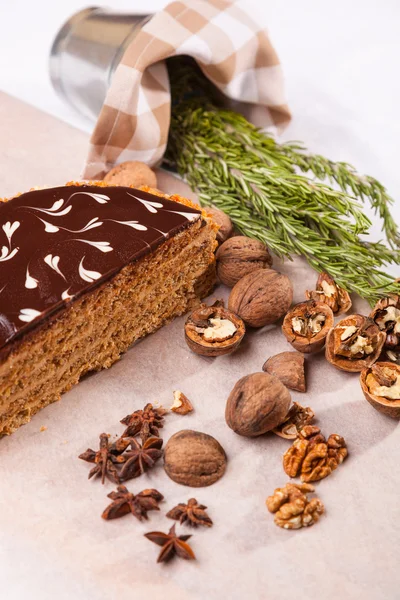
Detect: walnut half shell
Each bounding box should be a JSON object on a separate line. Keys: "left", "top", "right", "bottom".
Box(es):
{"left": 360, "top": 362, "right": 400, "bottom": 418}
{"left": 370, "top": 295, "right": 400, "bottom": 352}
{"left": 282, "top": 301, "right": 334, "bottom": 353}
{"left": 326, "top": 314, "right": 386, "bottom": 372}
{"left": 185, "top": 304, "right": 245, "bottom": 357}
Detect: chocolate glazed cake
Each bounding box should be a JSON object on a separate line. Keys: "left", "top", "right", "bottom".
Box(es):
{"left": 0, "top": 182, "right": 217, "bottom": 435}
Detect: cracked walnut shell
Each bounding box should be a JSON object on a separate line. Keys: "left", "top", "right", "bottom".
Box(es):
{"left": 306, "top": 272, "right": 352, "bottom": 315}
{"left": 282, "top": 300, "right": 334, "bottom": 353}
{"left": 283, "top": 427, "right": 348, "bottom": 483}
{"left": 266, "top": 482, "right": 324, "bottom": 530}
{"left": 272, "top": 402, "right": 314, "bottom": 439}
{"left": 228, "top": 268, "right": 293, "bottom": 328}
{"left": 360, "top": 362, "right": 400, "bottom": 418}
{"left": 216, "top": 236, "right": 272, "bottom": 287}
{"left": 370, "top": 295, "right": 400, "bottom": 353}
{"left": 185, "top": 304, "right": 245, "bottom": 357}
{"left": 164, "top": 430, "right": 227, "bottom": 487}
{"left": 225, "top": 372, "right": 291, "bottom": 437}
{"left": 325, "top": 314, "right": 386, "bottom": 372}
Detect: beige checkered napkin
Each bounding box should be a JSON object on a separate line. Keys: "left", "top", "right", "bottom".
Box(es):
{"left": 83, "top": 0, "right": 290, "bottom": 180}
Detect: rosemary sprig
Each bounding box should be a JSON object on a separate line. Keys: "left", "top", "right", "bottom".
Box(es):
{"left": 165, "top": 59, "right": 400, "bottom": 304}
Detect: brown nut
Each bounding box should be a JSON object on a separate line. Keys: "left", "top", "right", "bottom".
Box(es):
{"left": 228, "top": 268, "right": 293, "bottom": 328}
{"left": 306, "top": 272, "right": 352, "bottom": 315}
{"left": 185, "top": 304, "right": 245, "bottom": 357}
{"left": 206, "top": 207, "right": 234, "bottom": 245}
{"left": 170, "top": 391, "right": 193, "bottom": 415}
{"left": 263, "top": 352, "right": 306, "bottom": 392}
{"left": 103, "top": 160, "right": 157, "bottom": 188}
{"left": 164, "top": 430, "right": 227, "bottom": 487}
{"left": 370, "top": 295, "right": 400, "bottom": 352}
{"left": 326, "top": 314, "right": 386, "bottom": 372}
{"left": 282, "top": 301, "right": 334, "bottom": 354}
{"left": 272, "top": 402, "right": 314, "bottom": 439}
{"left": 216, "top": 236, "right": 272, "bottom": 287}
{"left": 360, "top": 362, "right": 400, "bottom": 418}
{"left": 225, "top": 372, "right": 291, "bottom": 437}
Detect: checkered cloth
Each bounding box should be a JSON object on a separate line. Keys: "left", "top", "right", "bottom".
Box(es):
{"left": 82, "top": 0, "right": 290, "bottom": 180}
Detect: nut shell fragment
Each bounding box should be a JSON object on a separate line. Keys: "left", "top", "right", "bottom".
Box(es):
{"left": 228, "top": 268, "right": 293, "bottom": 328}
{"left": 306, "top": 272, "right": 352, "bottom": 315}
{"left": 164, "top": 430, "right": 227, "bottom": 487}
{"left": 225, "top": 372, "right": 291, "bottom": 437}
{"left": 326, "top": 314, "right": 386, "bottom": 372}
{"left": 185, "top": 304, "right": 245, "bottom": 357}
{"left": 360, "top": 362, "right": 400, "bottom": 418}
{"left": 272, "top": 402, "right": 314, "bottom": 439}
{"left": 282, "top": 301, "right": 334, "bottom": 353}
{"left": 263, "top": 352, "right": 306, "bottom": 392}
{"left": 216, "top": 236, "right": 272, "bottom": 287}
{"left": 171, "top": 391, "right": 194, "bottom": 415}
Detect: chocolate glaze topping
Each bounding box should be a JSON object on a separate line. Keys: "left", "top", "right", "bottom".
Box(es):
{"left": 0, "top": 185, "right": 201, "bottom": 350}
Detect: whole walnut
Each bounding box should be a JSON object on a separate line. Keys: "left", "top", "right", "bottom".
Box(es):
{"left": 228, "top": 268, "right": 293, "bottom": 327}
{"left": 206, "top": 207, "right": 234, "bottom": 245}
{"left": 164, "top": 430, "right": 227, "bottom": 487}
{"left": 225, "top": 372, "right": 291, "bottom": 437}
{"left": 216, "top": 236, "right": 272, "bottom": 287}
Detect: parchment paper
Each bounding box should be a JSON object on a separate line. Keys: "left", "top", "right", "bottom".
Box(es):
{"left": 0, "top": 94, "right": 399, "bottom": 600}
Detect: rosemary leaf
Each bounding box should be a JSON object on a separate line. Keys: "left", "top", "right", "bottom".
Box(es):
{"left": 166, "top": 58, "right": 400, "bottom": 304}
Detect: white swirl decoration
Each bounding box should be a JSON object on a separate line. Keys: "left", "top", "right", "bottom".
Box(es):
{"left": 3, "top": 221, "right": 20, "bottom": 245}
{"left": 37, "top": 216, "right": 103, "bottom": 234}
{"left": 26, "top": 198, "right": 72, "bottom": 217}
{"left": 69, "top": 191, "right": 110, "bottom": 204}
{"left": 44, "top": 254, "right": 66, "bottom": 279}
{"left": 78, "top": 257, "right": 102, "bottom": 283}
{"left": 128, "top": 193, "right": 163, "bottom": 213}
{"left": 73, "top": 239, "right": 113, "bottom": 253}
{"left": 109, "top": 220, "right": 147, "bottom": 231}
{"left": 25, "top": 266, "right": 38, "bottom": 289}
{"left": 19, "top": 308, "right": 42, "bottom": 323}
{"left": 0, "top": 220, "right": 20, "bottom": 262}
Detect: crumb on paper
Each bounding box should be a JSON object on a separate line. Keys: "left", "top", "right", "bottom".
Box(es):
{"left": 40, "top": 426, "right": 47, "bottom": 432}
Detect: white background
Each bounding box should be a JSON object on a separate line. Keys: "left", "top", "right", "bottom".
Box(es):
{"left": 1, "top": 0, "right": 399, "bottom": 238}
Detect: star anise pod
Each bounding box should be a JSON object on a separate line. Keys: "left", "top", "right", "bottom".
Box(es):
{"left": 79, "top": 433, "right": 129, "bottom": 484}
{"left": 144, "top": 524, "right": 196, "bottom": 563}
{"left": 120, "top": 436, "right": 163, "bottom": 481}
{"left": 120, "top": 403, "right": 167, "bottom": 442}
{"left": 166, "top": 498, "right": 213, "bottom": 528}
{"left": 102, "top": 485, "right": 164, "bottom": 521}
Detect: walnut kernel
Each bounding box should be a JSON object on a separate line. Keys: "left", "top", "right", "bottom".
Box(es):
{"left": 306, "top": 272, "right": 352, "bottom": 314}
{"left": 360, "top": 362, "right": 400, "bottom": 418}
{"left": 185, "top": 304, "right": 245, "bottom": 357}
{"left": 266, "top": 482, "right": 324, "bottom": 530}
{"left": 326, "top": 314, "right": 386, "bottom": 372}
{"left": 171, "top": 391, "right": 193, "bottom": 415}
{"left": 282, "top": 301, "right": 334, "bottom": 353}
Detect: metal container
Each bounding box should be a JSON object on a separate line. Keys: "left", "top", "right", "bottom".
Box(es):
{"left": 49, "top": 7, "right": 151, "bottom": 122}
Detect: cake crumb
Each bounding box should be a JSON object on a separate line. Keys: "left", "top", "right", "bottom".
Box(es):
{"left": 40, "top": 426, "right": 47, "bottom": 432}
